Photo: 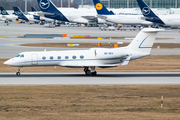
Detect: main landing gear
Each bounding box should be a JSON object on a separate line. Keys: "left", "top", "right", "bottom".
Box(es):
{"left": 16, "top": 67, "right": 22, "bottom": 76}
{"left": 84, "top": 67, "right": 97, "bottom": 76}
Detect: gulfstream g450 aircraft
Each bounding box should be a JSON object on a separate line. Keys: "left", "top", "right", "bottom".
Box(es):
{"left": 4, "top": 28, "right": 164, "bottom": 76}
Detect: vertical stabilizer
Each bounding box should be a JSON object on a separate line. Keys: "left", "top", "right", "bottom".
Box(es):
{"left": 128, "top": 28, "right": 164, "bottom": 53}
{"left": 36, "top": 0, "right": 69, "bottom": 22}
{"left": 31, "top": 7, "right": 37, "bottom": 12}
{"left": 0, "top": 7, "right": 9, "bottom": 15}
{"left": 136, "top": 0, "right": 164, "bottom": 25}
{"left": 92, "top": 0, "right": 114, "bottom": 15}
{"left": 13, "top": 7, "right": 29, "bottom": 21}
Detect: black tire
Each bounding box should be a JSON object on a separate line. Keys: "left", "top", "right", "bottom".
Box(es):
{"left": 16, "top": 72, "right": 20, "bottom": 76}
{"left": 85, "top": 70, "right": 91, "bottom": 76}
{"left": 91, "top": 71, "right": 97, "bottom": 76}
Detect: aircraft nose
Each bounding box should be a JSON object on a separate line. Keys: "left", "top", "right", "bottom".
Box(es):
{"left": 4, "top": 59, "right": 14, "bottom": 66}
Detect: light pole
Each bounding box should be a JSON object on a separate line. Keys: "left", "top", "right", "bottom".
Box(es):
{"left": 81, "top": 0, "right": 83, "bottom": 8}
{"left": 25, "top": 0, "right": 27, "bottom": 13}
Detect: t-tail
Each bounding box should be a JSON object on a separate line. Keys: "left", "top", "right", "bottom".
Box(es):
{"left": 0, "top": 7, "right": 9, "bottom": 15}
{"left": 31, "top": 7, "right": 37, "bottom": 12}
{"left": 92, "top": 0, "right": 114, "bottom": 15}
{"left": 36, "top": 0, "right": 69, "bottom": 22}
{"left": 128, "top": 28, "right": 164, "bottom": 54}
{"left": 136, "top": 0, "right": 165, "bottom": 25}
{"left": 13, "top": 7, "right": 29, "bottom": 22}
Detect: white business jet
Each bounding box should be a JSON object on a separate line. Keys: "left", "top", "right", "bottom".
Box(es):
{"left": 4, "top": 28, "right": 163, "bottom": 76}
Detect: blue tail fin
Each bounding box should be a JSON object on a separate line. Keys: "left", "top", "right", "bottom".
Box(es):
{"left": 136, "top": 0, "right": 165, "bottom": 25}
{"left": 36, "top": 0, "right": 69, "bottom": 22}
{"left": 13, "top": 7, "right": 29, "bottom": 21}
{"left": 0, "top": 7, "right": 9, "bottom": 15}
{"left": 31, "top": 7, "right": 37, "bottom": 12}
{"left": 92, "top": 0, "right": 114, "bottom": 15}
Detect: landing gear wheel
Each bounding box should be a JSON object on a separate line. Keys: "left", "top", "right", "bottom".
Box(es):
{"left": 16, "top": 72, "right": 20, "bottom": 76}
{"left": 91, "top": 71, "right": 97, "bottom": 76}
{"left": 85, "top": 70, "right": 91, "bottom": 76}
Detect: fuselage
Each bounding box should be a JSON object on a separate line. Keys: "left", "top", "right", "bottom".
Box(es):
{"left": 159, "top": 15, "right": 180, "bottom": 26}
{"left": 4, "top": 47, "right": 149, "bottom": 67}
{"left": 101, "top": 14, "right": 153, "bottom": 25}
{"left": 2, "top": 14, "right": 17, "bottom": 21}
{"left": 58, "top": 8, "right": 106, "bottom": 24}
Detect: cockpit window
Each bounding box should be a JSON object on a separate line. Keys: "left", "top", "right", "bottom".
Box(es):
{"left": 20, "top": 54, "right": 24, "bottom": 57}
{"left": 15, "top": 54, "right": 21, "bottom": 57}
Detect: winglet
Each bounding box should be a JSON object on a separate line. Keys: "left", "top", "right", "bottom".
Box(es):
{"left": 92, "top": 0, "right": 114, "bottom": 15}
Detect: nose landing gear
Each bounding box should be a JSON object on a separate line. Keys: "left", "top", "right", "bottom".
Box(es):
{"left": 16, "top": 67, "right": 22, "bottom": 76}
{"left": 84, "top": 67, "right": 97, "bottom": 76}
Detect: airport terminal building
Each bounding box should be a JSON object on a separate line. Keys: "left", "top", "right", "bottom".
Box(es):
{"left": 101, "top": 0, "right": 180, "bottom": 8}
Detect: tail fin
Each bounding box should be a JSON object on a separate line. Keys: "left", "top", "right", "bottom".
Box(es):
{"left": 0, "top": 7, "right": 9, "bottom": 15}
{"left": 13, "top": 7, "right": 29, "bottom": 21}
{"left": 92, "top": 0, "right": 114, "bottom": 15}
{"left": 128, "top": 28, "right": 164, "bottom": 53}
{"left": 31, "top": 7, "right": 37, "bottom": 12}
{"left": 36, "top": 0, "right": 69, "bottom": 22}
{"left": 136, "top": 0, "right": 164, "bottom": 25}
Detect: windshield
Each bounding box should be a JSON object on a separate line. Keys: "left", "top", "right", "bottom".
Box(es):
{"left": 15, "top": 54, "right": 21, "bottom": 57}
{"left": 20, "top": 54, "right": 24, "bottom": 57}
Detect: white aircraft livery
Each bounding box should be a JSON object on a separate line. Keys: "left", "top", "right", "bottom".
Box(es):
{"left": 92, "top": 0, "right": 153, "bottom": 26}
{"left": 4, "top": 28, "right": 164, "bottom": 76}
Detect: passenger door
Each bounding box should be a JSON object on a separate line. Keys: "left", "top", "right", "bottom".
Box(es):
{"left": 31, "top": 54, "right": 38, "bottom": 65}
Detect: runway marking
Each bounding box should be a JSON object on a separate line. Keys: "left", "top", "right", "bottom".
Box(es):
{"left": 0, "top": 35, "right": 9, "bottom": 38}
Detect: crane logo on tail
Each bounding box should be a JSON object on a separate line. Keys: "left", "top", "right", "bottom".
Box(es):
{"left": 2, "top": 10, "right": 6, "bottom": 15}
{"left": 142, "top": 7, "right": 150, "bottom": 15}
{"left": 40, "top": 0, "right": 50, "bottom": 9}
{"left": 96, "top": 3, "right": 103, "bottom": 10}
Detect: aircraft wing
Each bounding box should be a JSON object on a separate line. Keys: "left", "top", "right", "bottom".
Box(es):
{"left": 60, "top": 64, "right": 118, "bottom": 68}
{"left": 37, "top": 12, "right": 54, "bottom": 17}
{"left": 60, "top": 56, "right": 132, "bottom": 68}
{"left": 97, "top": 15, "right": 107, "bottom": 20}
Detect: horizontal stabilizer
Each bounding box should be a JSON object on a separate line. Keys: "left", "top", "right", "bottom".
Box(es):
{"left": 82, "top": 16, "right": 96, "bottom": 21}
{"left": 142, "top": 28, "right": 165, "bottom": 33}
{"left": 97, "top": 15, "right": 107, "bottom": 20}
{"left": 37, "top": 12, "right": 54, "bottom": 16}
{"left": 120, "top": 55, "right": 131, "bottom": 66}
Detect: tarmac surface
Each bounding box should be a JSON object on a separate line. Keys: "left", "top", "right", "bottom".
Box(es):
{"left": 1, "top": 22, "right": 180, "bottom": 58}
{"left": 1, "top": 22, "right": 180, "bottom": 85}
{"left": 0, "top": 72, "right": 180, "bottom": 85}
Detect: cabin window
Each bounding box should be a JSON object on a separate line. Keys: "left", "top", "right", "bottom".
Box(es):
{"left": 50, "top": 56, "right": 54, "bottom": 60}
{"left": 57, "top": 56, "right": 61, "bottom": 59}
{"left": 15, "top": 54, "right": 21, "bottom": 57}
{"left": 65, "top": 56, "right": 69, "bottom": 59}
{"left": 42, "top": 56, "right": 46, "bottom": 60}
{"left": 80, "top": 55, "right": 84, "bottom": 59}
{"left": 72, "top": 56, "right": 76, "bottom": 59}
{"left": 20, "top": 54, "right": 24, "bottom": 57}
